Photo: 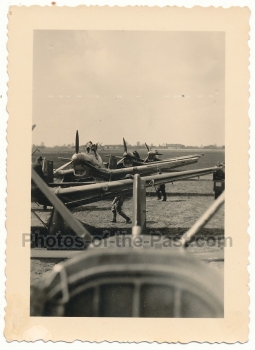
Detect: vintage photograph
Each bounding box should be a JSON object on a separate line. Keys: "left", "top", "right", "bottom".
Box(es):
{"left": 30, "top": 30, "right": 225, "bottom": 317}
{"left": 6, "top": 6, "right": 249, "bottom": 342}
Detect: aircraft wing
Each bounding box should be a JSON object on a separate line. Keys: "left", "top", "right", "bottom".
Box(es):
{"left": 76, "top": 155, "right": 203, "bottom": 182}
{"left": 109, "top": 157, "right": 200, "bottom": 180}
{"left": 159, "top": 154, "right": 204, "bottom": 162}
{"left": 54, "top": 157, "right": 199, "bottom": 179}
{"left": 54, "top": 166, "right": 220, "bottom": 208}
{"left": 143, "top": 153, "right": 204, "bottom": 164}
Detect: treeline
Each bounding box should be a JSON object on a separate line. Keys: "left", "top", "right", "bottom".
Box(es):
{"left": 32, "top": 143, "right": 225, "bottom": 151}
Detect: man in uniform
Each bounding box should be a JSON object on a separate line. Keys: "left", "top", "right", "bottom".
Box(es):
{"left": 91, "top": 143, "right": 98, "bottom": 159}
{"left": 155, "top": 183, "right": 167, "bottom": 201}
{"left": 32, "top": 156, "right": 47, "bottom": 209}
{"left": 213, "top": 163, "right": 225, "bottom": 199}
{"left": 111, "top": 194, "right": 131, "bottom": 223}
{"left": 32, "top": 156, "right": 46, "bottom": 181}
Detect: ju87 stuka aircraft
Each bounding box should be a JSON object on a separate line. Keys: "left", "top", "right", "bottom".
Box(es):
{"left": 54, "top": 131, "right": 204, "bottom": 182}
{"left": 114, "top": 138, "right": 204, "bottom": 168}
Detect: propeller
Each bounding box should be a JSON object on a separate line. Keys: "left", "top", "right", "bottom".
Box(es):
{"left": 122, "top": 138, "right": 140, "bottom": 159}
{"left": 75, "top": 130, "right": 79, "bottom": 154}
{"left": 142, "top": 143, "right": 150, "bottom": 162}
{"left": 117, "top": 157, "right": 126, "bottom": 165}
{"left": 143, "top": 155, "right": 149, "bottom": 163}
{"left": 116, "top": 138, "right": 138, "bottom": 165}
{"left": 144, "top": 143, "right": 163, "bottom": 162}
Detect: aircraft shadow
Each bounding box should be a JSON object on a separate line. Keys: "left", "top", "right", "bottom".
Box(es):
{"left": 72, "top": 206, "right": 111, "bottom": 213}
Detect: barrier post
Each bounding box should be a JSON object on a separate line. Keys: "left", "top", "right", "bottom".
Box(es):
{"left": 132, "top": 174, "right": 146, "bottom": 235}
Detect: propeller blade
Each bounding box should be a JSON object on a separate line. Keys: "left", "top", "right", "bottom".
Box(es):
{"left": 143, "top": 155, "right": 149, "bottom": 163}
{"left": 145, "top": 142, "right": 150, "bottom": 151}
{"left": 75, "top": 130, "right": 79, "bottom": 154}
{"left": 54, "top": 161, "right": 72, "bottom": 173}
{"left": 117, "top": 157, "right": 125, "bottom": 165}
{"left": 123, "top": 138, "right": 128, "bottom": 153}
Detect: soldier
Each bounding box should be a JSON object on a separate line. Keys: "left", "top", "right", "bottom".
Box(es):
{"left": 32, "top": 156, "right": 47, "bottom": 209}
{"left": 32, "top": 156, "right": 46, "bottom": 181}
{"left": 111, "top": 194, "right": 131, "bottom": 223}
{"left": 213, "top": 164, "right": 225, "bottom": 199}
{"left": 155, "top": 183, "right": 167, "bottom": 201}
{"left": 86, "top": 141, "right": 93, "bottom": 153}
{"left": 91, "top": 143, "right": 98, "bottom": 159}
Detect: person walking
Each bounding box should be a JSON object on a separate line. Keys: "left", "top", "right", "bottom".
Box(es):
{"left": 32, "top": 156, "right": 47, "bottom": 209}
{"left": 155, "top": 183, "right": 167, "bottom": 201}
{"left": 111, "top": 194, "right": 131, "bottom": 223}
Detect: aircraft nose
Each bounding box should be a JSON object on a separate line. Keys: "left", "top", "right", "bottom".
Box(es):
{"left": 71, "top": 154, "right": 81, "bottom": 168}
{"left": 72, "top": 153, "right": 90, "bottom": 166}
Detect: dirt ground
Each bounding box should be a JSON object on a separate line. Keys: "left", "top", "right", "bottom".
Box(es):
{"left": 31, "top": 175, "right": 224, "bottom": 286}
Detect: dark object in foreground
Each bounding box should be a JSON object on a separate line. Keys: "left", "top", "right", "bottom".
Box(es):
{"left": 155, "top": 183, "right": 167, "bottom": 201}
{"left": 30, "top": 237, "right": 223, "bottom": 318}
{"left": 30, "top": 171, "right": 224, "bottom": 318}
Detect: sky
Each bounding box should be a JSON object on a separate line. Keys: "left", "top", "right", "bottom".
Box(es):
{"left": 32, "top": 30, "right": 225, "bottom": 147}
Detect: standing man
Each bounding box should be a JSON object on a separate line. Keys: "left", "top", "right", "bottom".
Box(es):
{"left": 155, "top": 183, "right": 167, "bottom": 201}
{"left": 213, "top": 163, "right": 225, "bottom": 199}
{"left": 111, "top": 194, "right": 131, "bottom": 223}
{"left": 32, "top": 156, "right": 46, "bottom": 181}
{"left": 32, "top": 156, "right": 47, "bottom": 209}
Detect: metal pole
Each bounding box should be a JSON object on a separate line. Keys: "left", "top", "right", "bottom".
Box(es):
{"left": 132, "top": 174, "right": 146, "bottom": 234}
{"left": 179, "top": 191, "right": 225, "bottom": 247}
{"left": 32, "top": 169, "right": 92, "bottom": 241}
